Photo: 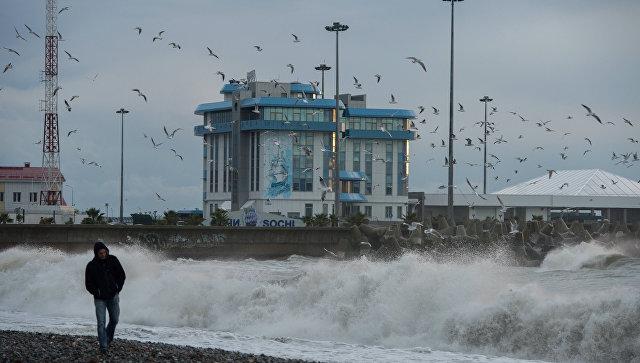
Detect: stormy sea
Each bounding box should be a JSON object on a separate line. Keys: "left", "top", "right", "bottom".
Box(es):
{"left": 0, "top": 243, "right": 638, "bottom": 362}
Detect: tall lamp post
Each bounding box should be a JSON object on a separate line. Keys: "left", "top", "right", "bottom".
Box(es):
{"left": 479, "top": 96, "right": 493, "bottom": 195}
{"left": 443, "top": 0, "right": 463, "bottom": 225}
{"left": 314, "top": 63, "right": 332, "bottom": 99}
{"left": 116, "top": 108, "right": 129, "bottom": 224}
{"left": 325, "top": 22, "right": 348, "bottom": 219}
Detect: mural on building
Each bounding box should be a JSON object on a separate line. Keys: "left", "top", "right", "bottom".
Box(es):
{"left": 263, "top": 134, "right": 292, "bottom": 199}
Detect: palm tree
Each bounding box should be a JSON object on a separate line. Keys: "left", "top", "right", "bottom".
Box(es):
{"left": 161, "top": 210, "right": 179, "bottom": 225}
{"left": 81, "top": 208, "right": 105, "bottom": 224}
{"left": 302, "top": 215, "right": 315, "bottom": 227}
{"left": 313, "top": 213, "right": 330, "bottom": 227}
{"left": 0, "top": 213, "right": 13, "bottom": 224}
{"left": 210, "top": 208, "right": 230, "bottom": 226}
{"left": 402, "top": 212, "right": 420, "bottom": 224}
{"left": 345, "top": 212, "right": 369, "bottom": 227}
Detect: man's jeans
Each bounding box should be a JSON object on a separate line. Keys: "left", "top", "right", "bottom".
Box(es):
{"left": 94, "top": 294, "right": 119, "bottom": 350}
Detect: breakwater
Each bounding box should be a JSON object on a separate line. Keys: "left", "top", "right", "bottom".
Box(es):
{"left": 0, "top": 224, "right": 357, "bottom": 259}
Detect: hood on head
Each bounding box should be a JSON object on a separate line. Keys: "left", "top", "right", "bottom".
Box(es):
{"left": 94, "top": 241, "right": 109, "bottom": 257}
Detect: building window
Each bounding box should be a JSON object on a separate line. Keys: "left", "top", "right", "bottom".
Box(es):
{"left": 223, "top": 134, "right": 228, "bottom": 192}
{"left": 13, "top": 192, "right": 21, "bottom": 203}
{"left": 397, "top": 140, "right": 408, "bottom": 196}
{"left": 29, "top": 192, "right": 38, "bottom": 203}
{"left": 214, "top": 135, "right": 219, "bottom": 193}
{"left": 323, "top": 203, "right": 328, "bottom": 215}
{"left": 365, "top": 205, "right": 372, "bottom": 218}
{"left": 385, "top": 141, "right": 393, "bottom": 195}
{"left": 0, "top": 192, "right": 3, "bottom": 202}
{"left": 292, "top": 132, "right": 314, "bottom": 191}
{"left": 305, "top": 203, "right": 313, "bottom": 217}
{"left": 365, "top": 141, "right": 372, "bottom": 195}
{"left": 209, "top": 203, "right": 214, "bottom": 215}
{"left": 397, "top": 206, "right": 403, "bottom": 220}
{"left": 352, "top": 140, "right": 361, "bottom": 194}
{"left": 385, "top": 206, "right": 392, "bottom": 219}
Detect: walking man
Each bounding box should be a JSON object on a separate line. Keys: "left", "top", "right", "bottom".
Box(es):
{"left": 85, "top": 241, "right": 126, "bottom": 354}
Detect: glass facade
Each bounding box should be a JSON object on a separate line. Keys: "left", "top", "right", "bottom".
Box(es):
{"left": 346, "top": 117, "right": 405, "bottom": 131}
{"left": 352, "top": 140, "right": 361, "bottom": 194}
{"left": 365, "top": 141, "right": 372, "bottom": 195}
{"left": 385, "top": 141, "right": 393, "bottom": 195}
{"left": 264, "top": 107, "right": 332, "bottom": 123}
{"left": 207, "top": 111, "right": 232, "bottom": 124}
{"left": 397, "top": 140, "right": 408, "bottom": 196}
{"left": 214, "top": 134, "right": 219, "bottom": 193}
{"left": 292, "top": 132, "right": 314, "bottom": 191}
{"left": 223, "top": 134, "right": 228, "bottom": 192}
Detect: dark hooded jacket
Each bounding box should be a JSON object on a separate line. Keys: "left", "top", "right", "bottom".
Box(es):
{"left": 85, "top": 242, "right": 126, "bottom": 299}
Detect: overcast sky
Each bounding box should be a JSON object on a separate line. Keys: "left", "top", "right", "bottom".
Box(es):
{"left": 1, "top": 0, "right": 639, "bottom": 215}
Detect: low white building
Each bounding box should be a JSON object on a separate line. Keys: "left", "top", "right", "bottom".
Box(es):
{"left": 0, "top": 162, "right": 76, "bottom": 224}
{"left": 412, "top": 169, "right": 640, "bottom": 224}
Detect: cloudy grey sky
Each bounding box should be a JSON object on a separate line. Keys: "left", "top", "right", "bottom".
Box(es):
{"left": 1, "top": 0, "right": 639, "bottom": 215}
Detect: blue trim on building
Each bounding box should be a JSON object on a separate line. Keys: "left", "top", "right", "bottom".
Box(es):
{"left": 241, "top": 120, "right": 336, "bottom": 132}
{"left": 220, "top": 83, "right": 243, "bottom": 94}
{"left": 290, "top": 83, "right": 320, "bottom": 94}
{"left": 241, "top": 97, "right": 344, "bottom": 109}
{"left": 194, "top": 101, "right": 232, "bottom": 115}
{"left": 194, "top": 123, "right": 233, "bottom": 136}
{"left": 343, "top": 108, "right": 416, "bottom": 119}
{"left": 339, "top": 193, "right": 367, "bottom": 203}
{"left": 348, "top": 129, "right": 415, "bottom": 140}
{"left": 339, "top": 170, "right": 368, "bottom": 181}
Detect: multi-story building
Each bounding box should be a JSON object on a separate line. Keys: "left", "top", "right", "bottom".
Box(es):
{"left": 193, "top": 80, "right": 416, "bottom": 223}
{"left": 0, "top": 162, "right": 75, "bottom": 223}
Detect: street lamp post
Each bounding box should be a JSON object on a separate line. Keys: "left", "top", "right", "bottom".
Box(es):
{"left": 314, "top": 63, "right": 332, "bottom": 99}
{"left": 325, "top": 22, "right": 348, "bottom": 219}
{"left": 116, "top": 108, "right": 129, "bottom": 224}
{"left": 443, "top": 0, "right": 463, "bottom": 225}
{"left": 479, "top": 96, "right": 493, "bottom": 195}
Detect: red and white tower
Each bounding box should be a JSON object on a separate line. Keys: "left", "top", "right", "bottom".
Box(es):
{"left": 40, "top": 0, "right": 63, "bottom": 205}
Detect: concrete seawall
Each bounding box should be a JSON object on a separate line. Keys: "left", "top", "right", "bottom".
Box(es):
{"left": 0, "top": 225, "right": 357, "bottom": 259}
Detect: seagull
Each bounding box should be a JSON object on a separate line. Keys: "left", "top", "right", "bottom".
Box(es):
{"left": 584, "top": 137, "right": 592, "bottom": 146}
{"left": 581, "top": 104, "right": 602, "bottom": 124}
{"left": 170, "top": 148, "right": 183, "bottom": 161}
{"left": 204, "top": 123, "right": 216, "bottom": 132}
{"left": 417, "top": 106, "right": 425, "bottom": 114}
{"left": 168, "top": 42, "right": 181, "bottom": 49}
{"left": 286, "top": 64, "right": 295, "bottom": 74}
{"left": 559, "top": 182, "right": 569, "bottom": 190}
{"left": 319, "top": 176, "right": 332, "bottom": 202}
{"left": 405, "top": 56, "right": 427, "bottom": 72}
{"left": 458, "top": 103, "right": 465, "bottom": 112}
{"left": 623, "top": 118, "right": 634, "bottom": 127}
{"left": 216, "top": 71, "right": 225, "bottom": 81}
{"left": 155, "top": 192, "right": 166, "bottom": 202}
{"left": 389, "top": 94, "right": 397, "bottom": 104}
{"left": 66, "top": 129, "right": 78, "bottom": 137}
{"left": 150, "top": 137, "right": 163, "bottom": 149}
{"left": 64, "top": 99, "right": 71, "bottom": 112}
{"left": 206, "top": 47, "right": 220, "bottom": 59}
{"left": 429, "top": 126, "right": 439, "bottom": 134}
{"left": 14, "top": 26, "right": 26, "bottom": 41}
{"left": 134, "top": 27, "right": 142, "bottom": 35}
{"left": 254, "top": 45, "right": 263, "bottom": 52}
{"left": 64, "top": 50, "right": 79, "bottom": 62}
{"left": 3, "top": 63, "right": 13, "bottom": 73}
{"left": 58, "top": 6, "right": 70, "bottom": 14}
{"left": 496, "top": 195, "right": 510, "bottom": 213}
{"left": 380, "top": 126, "right": 392, "bottom": 137}
{"left": 583, "top": 149, "right": 591, "bottom": 156}
{"left": 52, "top": 86, "right": 62, "bottom": 96}
{"left": 547, "top": 169, "right": 557, "bottom": 179}
{"left": 3, "top": 47, "right": 20, "bottom": 56}
{"left": 24, "top": 24, "right": 40, "bottom": 38}
{"left": 374, "top": 74, "right": 381, "bottom": 83}
{"left": 291, "top": 34, "right": 301, "bottom": 43}
{"left": 432, "top": 107, "right": 439, "bottom": 115}
{"left": 353, "top": 76, "right": 362, "bottom": 89}
{"left": 163, "top": 126, "right": 183, "bottom": 139}
{"left": 132, "top": 88, "right": 148, "bottom": 102}
{"left": 466, "top": 177, "right": 487, "bottom": 200}
{"left": 69, "top": 95, "right": 79, "bottom": 102}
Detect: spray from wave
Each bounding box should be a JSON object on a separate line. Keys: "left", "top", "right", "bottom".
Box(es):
{"left": 0, "top": 244, "right": 638, "bottom": 362}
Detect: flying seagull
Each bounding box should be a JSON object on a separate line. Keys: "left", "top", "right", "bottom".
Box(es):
{"left": 134, "top": 27, "right": 142, "bottom": 35}
{"left": 170, "top": 148, "right": 183, "bottom": 161}
{"left": 374, "top": 74, "right": 381, "bottom": 83}
{"left": 64, "top": 50, "right": 79, "bottom": 62}
{"left": 389, "top": 94, "right": 397, "bottom": 104}
{"left": 64, "top": 99, "right": 71, "bottom": 112}
{"left": 3, "top": 63, "right": 13, "bottom": 74}
{"left": 163, "top": 126, "right": 183, "bottom": 139}
{"left": 458, "top": 103, "right": 465, "bottom": 112}
{"left": 286, "top": 63, "right": 295, "bottom": 74}
{"left": 405, "top": 56, "right": 427, "bottom": 72}
{"left": 24, "top": 24, "right": 40, "bottom": 38}
{"left": 58, "top": 6, "right": 70, "bottom": 14}
{"left": 291, "top": 34, "right": 301, "bottom": 43}
{"left": 3, "top": 47, "right": 20, "bottom": 56}
{"left": 254, "top": 45, "right": 263, "bottom": 52}
{"left": 581, "top": 104, "right": 602, "bottom": 124}
{"left": 216, "top": 71, "right": 225, "bottom": 81}
{"left": 466, "top": 177, "right": 487, "bottom": 200}
{"left": 432, "top": 107, "right": 439, "bottom": 115}
{"left": 150, "top": 137, "right": 163, "bottom": 149}
{"left": 14, "top": 26, "right": 26, "bottom": 41}
{"left": 132, "top": 88, "right": 148, "bottom": 102}
{"left": 623, "top": 118, "right": 634, "bottom": 127}
{"left": 547, "top": 169, "right": 557, "bottom": 179}
{"left": 206, "top": 47, "right": 220, "bottom": 59}
{"left": 155, "top": 192, "right": 166, "bottom": 202}
{"left": 66, "top": 129, "right": 78, "bottom": 137}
